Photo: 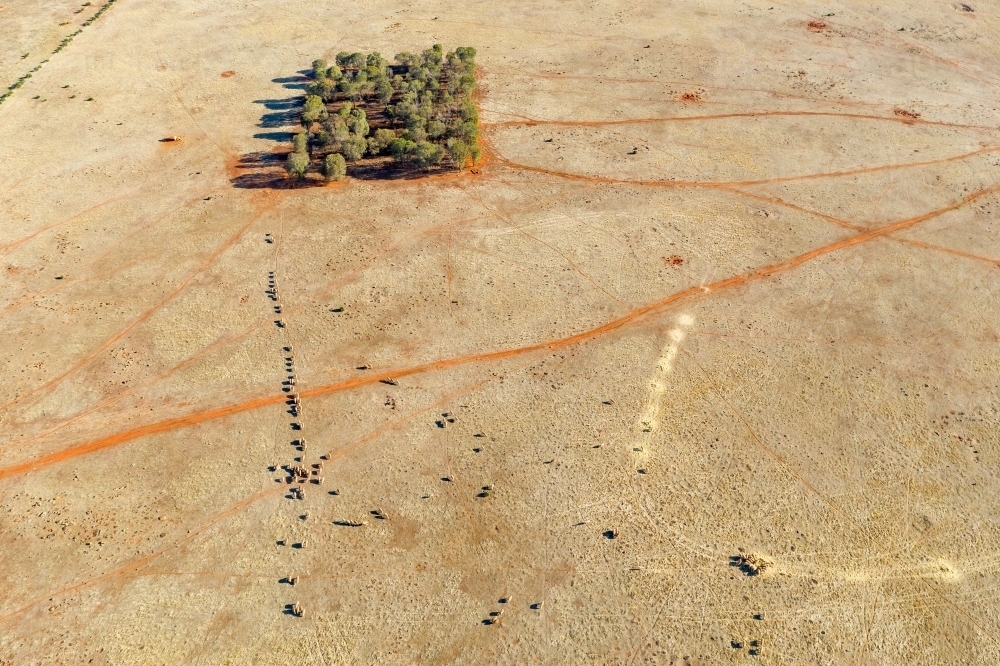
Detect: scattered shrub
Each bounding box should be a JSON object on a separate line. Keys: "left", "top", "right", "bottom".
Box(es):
{"left": 324, "top": 153, "right": 347, "bottom": 181}
{"left": 285, "top": 151, "right": 310, "bottom": 179}
{"left": 367, "top": 128, "right": 397, "bottom": 155}
{"left": 340, "top": 135, "right": 367, "bottom": 161}
{"left": 292, "top": 132, "right": 309, "bottom": 153}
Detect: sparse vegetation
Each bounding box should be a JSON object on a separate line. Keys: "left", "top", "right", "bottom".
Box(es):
{"left": 285, "top": 150, "right": 309, "bottom": 180}
{"left": 289, "top": 45, "right": 481, "bottom": 180}
{"left": 0, "top": 0, "right": 117, "bottom": 106}
{"left": 323, "top": 153, "right": 346, "bottom": 181}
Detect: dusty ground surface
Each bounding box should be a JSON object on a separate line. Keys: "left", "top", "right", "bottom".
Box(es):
{"left": 1, "top": 0, "right": 1000, "bottom": 663}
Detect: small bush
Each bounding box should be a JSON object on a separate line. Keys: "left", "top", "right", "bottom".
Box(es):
{"left": 324, "top": 153, "right": 347, "bottom": 181}
{"left": 302, "top": 95, "right": 327, "bottom": 124}
{"left": 413, "top": 141, "right": 444, "bottom": 168}
{"left": 390, "top": 138, "right": 417, "bottom": 162}
{"left": 292, "top": 132, "right": 309, "bottom": 153}
{"left": 340, "top": 135, "right": 367, "bottom": 161}
{"left": 285, "top": 151, "right": 310, "bottom": 179}
{"left": 448, "top": 139, "right": 471, "bottom": 169}
{"left": 367, "top": 128, "right": 397, "bottom": 155}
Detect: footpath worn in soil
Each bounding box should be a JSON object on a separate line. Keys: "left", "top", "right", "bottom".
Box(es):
{"left": 1, "top": 0, "right": 999, "bottom": 664}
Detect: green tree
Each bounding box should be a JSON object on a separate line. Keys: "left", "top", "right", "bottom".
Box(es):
{"left": 340, "top": 135, "right": 367, "bottom": 161}
{"left": 460, "top": 99, "right": 479, "bottom": 122}
{"left": 302, "top": 95, "right": 327, "bottom": 124}
{"left": 404, "top": 113, "right": 426, "bottom": 132}
{"left": 328, "top": 116, "right": 350, "bottom": 143}
{"left": 311, "top": 59, "right": 328, "bottom": 80}
{"left": 375, "top": 78, "right": 394, "bottom": 104}
{"left": 307, "top": 77, "right": 335, "bottom": 99}
{"left": 413, "top": 141, "right": 444, "bottom": 168}
{"left": 395, "top": 52, "right": 420, "bottom": 67}
{"left": 345, "top": 52, "right": 365, "bottom": 69}
{"left": 427, "top": 119, "right": 447, "bottom": 139}
{"left": 366, "top": 52, "right": 388, "bottom": 78}
{"left": 338, "top": 80, "right": 361, "bottom": 100}
{"left": 285, "top": 151, "right": 310, "bottom": 179}
{"left": 403, "top": 126, "right": 428, "bottom": 143}
{"left": 292, "top": 131, "right": 309, "bottom": 153}
{"left": 314, "top": 130, "right": 334, "bottom": 147}
{"left": 459, "top": 73, "right": 476, "bottom": 95}
{"left": 367, "top": 128, "right": 396, "bottom": 155}
{"left": 347, "top": 108, "right": 369, "bottom": 137}
{"left": 390, "top": 138, "right": 417, "bottom": 163}
{"left": 447, "top": 139, "right": 470, "bottom": 169}
{"left": 422, "top": 44, "right": 444, "bottom": 67}
{"left": 454, "top": 120, "right": 478, "bottom": 144}
{"left": 323, "top": 153, "right": 347, "bottom": 181}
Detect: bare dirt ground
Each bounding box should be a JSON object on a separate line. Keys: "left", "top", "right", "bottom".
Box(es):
{"left": 1, "top": 0, "right": 999, "bottom": 663}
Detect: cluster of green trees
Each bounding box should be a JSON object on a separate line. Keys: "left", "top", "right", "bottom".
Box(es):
{"left": 285, "top": 45, "right": 481, "bottom": 181}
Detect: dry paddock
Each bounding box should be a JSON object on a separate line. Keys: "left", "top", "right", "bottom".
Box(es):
{"left": 1, "top": 0, "right": 1000, "bottom": 664}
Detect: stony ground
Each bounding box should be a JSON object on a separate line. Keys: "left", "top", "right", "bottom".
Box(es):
{"left": 1, "top": 0, "right": 1000, "bottom": 664}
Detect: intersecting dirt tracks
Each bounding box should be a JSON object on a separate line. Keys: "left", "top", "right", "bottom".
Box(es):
{"left": 1, "top": 0, "right": 1000, "bottom": 663}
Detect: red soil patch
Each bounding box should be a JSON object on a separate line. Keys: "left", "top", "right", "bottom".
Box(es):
{"left": 807, "top": 21, "right": 827, "bottom": 32}
{"left": 220, "top": 70, "right": 235, "bottom": 78}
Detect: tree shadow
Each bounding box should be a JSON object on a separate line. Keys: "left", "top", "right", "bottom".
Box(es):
{"left": 255, "top": 97, "right": 302, "bottom": 110}
{"left": 271, "top": 73, "right": 311, "bottom": 90}
{"left": 253, "top": 131, "right": 296, "bottom": 142}
{"left": 347, "top": 158, "right": 452, "bottom": 181}
{"left": 230, "top": 151, "right": 326, "bottom": 189}
{"left": 258, "top": 109, "right": 301, "bottom": 128}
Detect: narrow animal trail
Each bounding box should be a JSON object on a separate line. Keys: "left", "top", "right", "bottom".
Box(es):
{"left": 486, "top": 144, "right": 1000, "bottom": 190}
{"left": 485, "top": 109, "right": 999, "bottom": 133}
{"left": 891, "top": 238, "right": 1000, "bottom": 269}
{"left": 2, "top": 180, "right": 994, "bottom": 482}
{"left": 0, "top": 150, "right": 210, "bottom": 260}
{"left": 728, "top": 187, "right": 1000, "bottom": 270}
{"left": 501, "top": 66, "right": 1000, "bottom": 112}
{"left": 0, "top": 188, "right": 139, "bottom": 257}
{"left": 264, "top": 236, "right": 315, "bottom": 618}
{"left": 2, "top": 188, "right": 231, "bottom": 317}
{"left": 1, "top": 252, "right": 156, "bottom": 316}
{"left": 5, "top": 189, "right": 556, "bottom": 445}
{"left": 28, "top": 318, "right": 265, "bottom": 446}
{"left": 0, "top": 193, "right": 279, "bottom": 414}
{"left": 0, "top": 486, "right": 281, "bottom": 624}
{"left": 0, "top": 374, "right": 495, "bottom": 625}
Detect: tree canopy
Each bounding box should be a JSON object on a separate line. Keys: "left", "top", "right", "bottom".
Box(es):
{"left": 290, "top": 45, "right": 481, "bottom": 180}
